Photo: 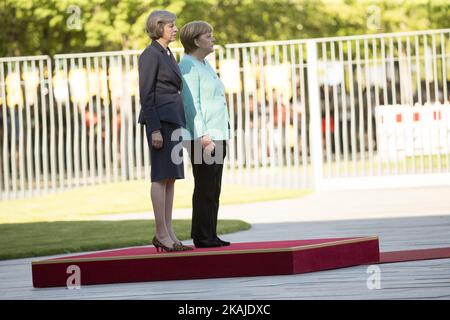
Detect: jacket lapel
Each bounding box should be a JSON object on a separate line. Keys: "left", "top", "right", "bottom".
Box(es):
{"left": 151, "top": 41, "right": 182, "bottom": 81}
{"left": 164, "top": 50, "right": 182, "bottom": 81}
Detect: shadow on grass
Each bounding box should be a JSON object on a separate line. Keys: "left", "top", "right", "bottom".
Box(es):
{"left": 0, "top": 219, "right": 251, "bottom": 260}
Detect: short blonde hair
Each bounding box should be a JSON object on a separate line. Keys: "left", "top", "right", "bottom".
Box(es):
{"left": 145, "top": 10, "right": 177, "bottom": 40}
{"left": 179, "top": 21, "right": 214, "bottom": 54}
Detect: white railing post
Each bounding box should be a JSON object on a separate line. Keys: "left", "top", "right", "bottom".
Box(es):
{"left": 307, "top": 40, "right": 324, "bottom": 191}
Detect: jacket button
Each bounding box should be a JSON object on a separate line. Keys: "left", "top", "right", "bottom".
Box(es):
{"left": 178, "top": 90, "right": 181, "bottom": 94}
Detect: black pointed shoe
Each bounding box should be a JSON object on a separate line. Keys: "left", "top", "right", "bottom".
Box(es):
{"left": 193, "top": 239, "right": 223, "bottom": 248}
{"left": 215, "top": 237, "right": 230, "bottom": 246}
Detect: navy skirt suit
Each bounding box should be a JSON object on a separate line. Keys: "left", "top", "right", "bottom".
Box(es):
{"left": 138, "top": 40, "right": 186, "bottom": 182}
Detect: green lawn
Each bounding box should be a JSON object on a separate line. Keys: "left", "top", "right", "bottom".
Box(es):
{"left": 0, "top": 219, "right": 251, "bottom": 260}
{"left": 0, "top": 179, "right": 311, "bottom": 224}
{"left": 0, "top": 179, "right": 308, "bottom": 260}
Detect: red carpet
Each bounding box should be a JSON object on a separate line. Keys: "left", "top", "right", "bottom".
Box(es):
{"left": 32, "top": 237, "right": 379, "bottom": 288}
{"left": 379, "top": 247, "right": 450, "bottom": 264}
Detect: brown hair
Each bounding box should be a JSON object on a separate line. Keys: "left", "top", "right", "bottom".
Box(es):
{"left": 145, "top": 10, "right": 177, "bottom": 40}
{"left": 179, "top": 21, "right": 214, "bottom": 54}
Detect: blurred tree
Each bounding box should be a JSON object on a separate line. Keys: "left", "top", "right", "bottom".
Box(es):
{"left": 0, "top": 0, "right": 449, "bottom": 57}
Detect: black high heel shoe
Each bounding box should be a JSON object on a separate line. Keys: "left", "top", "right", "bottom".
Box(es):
{"left": 152, "top": 236, "right": 175, "bottom": 252}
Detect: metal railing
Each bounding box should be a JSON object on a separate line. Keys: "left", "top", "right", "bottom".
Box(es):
{"left": 1, "top": 55, "right": 54, "bottom": 199}
{"left": 310, "top": 29, "right": 450, "bottom": 189}
{"left": 1, "top": 28, "right": 450, "bottom": 200}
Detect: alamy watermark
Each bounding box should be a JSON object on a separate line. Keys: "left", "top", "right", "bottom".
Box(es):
{"left": 165, "top": 128, "right": 228, "bottom": 165}
{"left": 66, "top": 265, "right": 81, "bottom": 289}
{"left": 367, "top": 5, "right": 381, "bottom": 31}
{"left": 67, "top": 5, "right": 82, "bottom": 30}
{"left": 366, "top": 265, "right": 381, "bottom": 290}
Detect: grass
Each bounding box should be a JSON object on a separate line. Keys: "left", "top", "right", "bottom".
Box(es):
{"left": 0, "top": 219, "right": 251, "bottom": 260}
{"left": 0, "top": 179, "right": 311, "bottom": 224}
{"left": 0, "top": 178, "right": 307, "bottom": 260}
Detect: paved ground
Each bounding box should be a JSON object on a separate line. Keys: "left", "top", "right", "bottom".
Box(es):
{"left": 1, "top": 186, "right": 450, "bottom": 299}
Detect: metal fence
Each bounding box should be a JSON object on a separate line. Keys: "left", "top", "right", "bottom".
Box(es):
{"left": 1, "top": 55, "right": 55, "bottom": 200}
{"left": 310, "top": 29, "right": 450, "bottom": 189}
{"left": 1, "top": 28, "right": 450, "bottom": 200}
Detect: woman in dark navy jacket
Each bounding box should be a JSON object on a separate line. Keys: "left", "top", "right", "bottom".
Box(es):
{"left": 138, "top": 10, "right": 192, "bottom": 252}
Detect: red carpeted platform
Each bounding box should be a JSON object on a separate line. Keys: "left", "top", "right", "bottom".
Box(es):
{"left": 32, "top": 237, "right": 380, "bottom": 288}
{"left": 379, "top": 247, "right": 450, "bottom": 264}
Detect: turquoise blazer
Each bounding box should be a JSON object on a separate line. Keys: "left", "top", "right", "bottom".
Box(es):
{"left": 179, "top": 54, "right": 230, "bottom": 141}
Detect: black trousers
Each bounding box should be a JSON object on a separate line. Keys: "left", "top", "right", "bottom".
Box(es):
{"left": 186, "top": 140, "right": 227, "bottom": 241}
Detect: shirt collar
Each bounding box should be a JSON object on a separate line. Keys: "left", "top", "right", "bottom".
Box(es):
{"left": 151, "top": 40, "right": 169, "bottom": 53}
{"left": 185, "top": 54, "right": 207, "bottom": 65}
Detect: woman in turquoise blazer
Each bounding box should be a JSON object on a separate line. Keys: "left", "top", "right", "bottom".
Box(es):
{"left": 179, "top": 21, "right": 231, "bottom": 248}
